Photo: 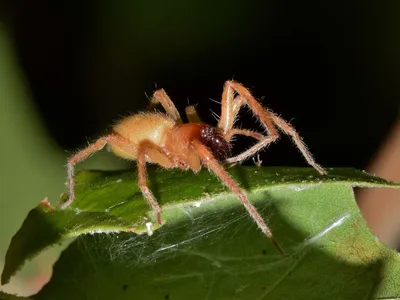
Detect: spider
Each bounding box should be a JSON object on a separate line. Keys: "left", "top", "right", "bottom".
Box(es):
{"left": 63, "top": 80, "right": 326, "bottom": 253}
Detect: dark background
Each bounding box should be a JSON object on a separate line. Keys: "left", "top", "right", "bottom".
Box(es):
{"left": 3, "top": 0, "right": 400, "bottom": 169}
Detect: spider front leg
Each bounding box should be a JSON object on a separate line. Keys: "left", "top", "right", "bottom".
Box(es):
{"left": 63, "top": 134, "right": 129, "bottom": 208}
{"left": 218, "top": 82, "right": 279, "bottom": 164}
{"left": 137, "top": 141, "right": 175, "bottom": 225}
{"left": 225, "top": 128, "right": 264, "bottom": 142}
{"left": 219, "top": 81, "right": 326, "bottom": 175}
{"left": 191, "top": 139, "right": 283, "bottom": 254}
{"left": 268, "top": 111, "right": 326, "bottom": 174}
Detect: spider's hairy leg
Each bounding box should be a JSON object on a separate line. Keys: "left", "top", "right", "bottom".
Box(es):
{"left": 222, "top": 81, "right": 325, "bottom": 175}
{"left": 191, "top": 139, "right": 284, "bottom": 254}
{"left": 63, "top": 134, "right": 128, "bottom": 209}
{"left": 269, "top": 112, "right": 326, "bottom": 175}
{"left": 148, "top": 89, "right": 183, "bottom": 123}
{"left": 137, "top": 141, "right": 175, "bottom": 225}
{"left": 218, "top": 83, "right": 238, "bottom": 133}
{"left": 219, "top": 80, "right": 279, "bottom": 164}
{"left": 225, "top": 128, "right": 264, "bottom": 142}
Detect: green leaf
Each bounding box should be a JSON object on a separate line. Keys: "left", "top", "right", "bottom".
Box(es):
{"left": 2, "top": 167, "right": 400, "bottom": 299}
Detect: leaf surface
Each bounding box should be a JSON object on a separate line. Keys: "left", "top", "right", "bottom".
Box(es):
{"left": 2, "top": 167, "right": 400, "bottom": 299}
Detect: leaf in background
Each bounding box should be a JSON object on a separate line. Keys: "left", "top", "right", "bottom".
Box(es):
{"left": 2, "top": 166, "right": 400, "bottom": 299}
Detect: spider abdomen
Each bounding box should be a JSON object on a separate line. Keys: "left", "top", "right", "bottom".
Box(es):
{"left": 110, "top": 112, "right": 175, "bottom": 160}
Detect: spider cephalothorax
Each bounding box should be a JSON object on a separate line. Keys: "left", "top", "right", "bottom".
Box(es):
{"left": 63, "top": 80, "right": 326, "bottom": 253}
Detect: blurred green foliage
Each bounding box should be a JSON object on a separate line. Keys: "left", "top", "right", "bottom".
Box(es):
{"left": 0, "top": 23, "right": 66, "bottom": 294}
{"left": 0, "top": 23, "right": 129, "bottom": 295}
